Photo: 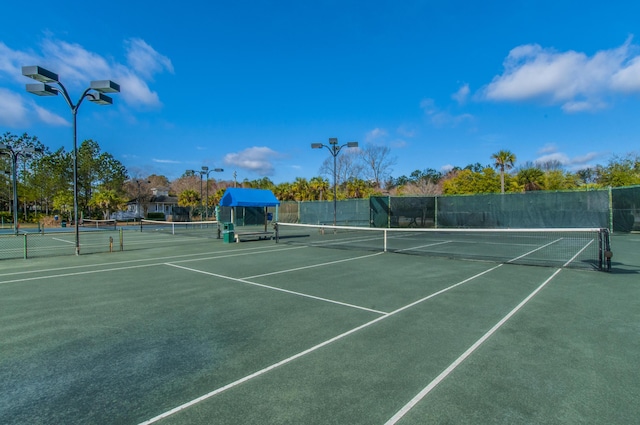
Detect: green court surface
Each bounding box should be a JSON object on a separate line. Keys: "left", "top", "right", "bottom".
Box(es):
{"left": 0, "top": 231, "right": 638, "bottom": 424}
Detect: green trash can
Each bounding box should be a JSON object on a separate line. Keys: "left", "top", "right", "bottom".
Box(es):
{"left": 222, "top": 222, "right": 234, "bottom": 243}
{"left": 61, "top": 220, "right": 67, "bottom": 228}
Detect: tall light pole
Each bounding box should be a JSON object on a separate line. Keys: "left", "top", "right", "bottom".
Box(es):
{"left": 201, "top": 166, "right": 223, "bottom": 220}
{"left": 311, "top": 137, "right": 358, "bottom": 226}
{"left": 0, "top": 144, "right": 40, "bottom": 235}
{"left": 187, "top": 169, "right": 205, "bottom": 219}
{"left": 22, "top": 65, "right": 120, "bottom": 255}
{"left": 135, "top": 179, "right": 150, "bottom": 219}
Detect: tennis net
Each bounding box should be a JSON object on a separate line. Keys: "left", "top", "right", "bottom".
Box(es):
{"left": 139, "top": 219, "right": 220, "bottom": 237}
{"left": 80, "top": 219, "right": 117, "bottom": 230}
{"left": 275, "top": 223, "right": 612, "bottom": 271}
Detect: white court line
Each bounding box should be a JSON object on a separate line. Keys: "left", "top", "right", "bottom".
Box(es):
{"left": 165, "top": 262, "right": 388, "bottom": 315}
{"left": 507, "top": 238, "right": 563, "bottom": 263}
{"left": 0, "top": 246, "right": 304, "bottom": 284}
{"left": 384, "top": 267, "right": 562, "bottom": 425}
{"left": 52, "top": 237, "right": 74, "bottom": 244}
{"left": 138, "top": 264, "right": 503, "bottom": 425}
{"left": 396, "top": 240, "right": 452, "bottom": 253}
{"left": 0, "top": 241, "right": 295, "bottom": 278}
{"left": 244, "top": 251, "right": 384, "bottom": 279}
{"left": 564, "top": 239, "right": 594, "bottom": 267}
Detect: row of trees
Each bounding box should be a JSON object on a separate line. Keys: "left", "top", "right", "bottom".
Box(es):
{"left": 2, "top": 131, "right": 639, "bottom": 224}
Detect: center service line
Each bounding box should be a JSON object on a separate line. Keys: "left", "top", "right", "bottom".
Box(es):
{"left": 384, "top": 267, "right": 563, "bottom": 425}
{"left": 138, "top": 263, "right": 503, "bottom": 425}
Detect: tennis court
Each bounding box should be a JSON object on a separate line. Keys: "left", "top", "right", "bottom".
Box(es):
{"left": 1, "top": 227, "right": 638, "bottom": 424}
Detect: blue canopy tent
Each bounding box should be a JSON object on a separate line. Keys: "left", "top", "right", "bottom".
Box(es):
{"left": 219, "top": 188, "right": 280, "bottom": 231}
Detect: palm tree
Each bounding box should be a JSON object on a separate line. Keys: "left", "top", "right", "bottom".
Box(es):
{"left": 292, "top": 177, "right": 311, "bottom": 201}
{"left": 517, "top": 166, "right": 544, "bottom": 191}
{"left": 178, "top": 189, "right": 201, "bottom": 219}
{"left": 491, "top": 150, "right": 516, "bottom": 194}
{"left": 309, "top": 176, "right": 329, "bottom": 201}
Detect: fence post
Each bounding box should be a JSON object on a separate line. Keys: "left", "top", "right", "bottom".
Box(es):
{"left": 23, "top": 233, "right": 28, "bottom": 259}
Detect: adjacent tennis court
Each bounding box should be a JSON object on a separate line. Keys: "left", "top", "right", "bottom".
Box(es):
{"left": 1, "top": 227, "right": 638, "bottom": 424}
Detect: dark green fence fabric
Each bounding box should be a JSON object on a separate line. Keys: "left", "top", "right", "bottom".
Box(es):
{"left": 612, "top": 185, "right": 640, "bottom": 232}
{"left": 279, "top": 186, "right": 640, "bottom": 232}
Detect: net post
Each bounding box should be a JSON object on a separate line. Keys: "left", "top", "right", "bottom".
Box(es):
{"left": 274, "top": 222, "right": 279, "bottom": 243}
{"left": 120, "top": 228, "right": 124, "bottom": 251}
{"left": 383, "top": 229, "right": 387, "bottom": 252}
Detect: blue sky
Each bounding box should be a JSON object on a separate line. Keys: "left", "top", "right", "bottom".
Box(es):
{"left": 1, "top": 1, "right": 640, "bottom": 184}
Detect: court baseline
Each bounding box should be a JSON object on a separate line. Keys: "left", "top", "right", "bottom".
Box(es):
{"left": 137, "top": 263, "right": 505, "bottom": 424}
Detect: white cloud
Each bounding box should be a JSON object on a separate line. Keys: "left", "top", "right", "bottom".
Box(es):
{"left": 571, "top": 152, "right": 601, "bottom": 165}
{"left": 391, "top": 139, "right": 407, "bottom": 148}
{"left": 0, "top": 36, "right": 173, "bottom": 120}
{"left": 116, "top": 71, "right": 161, "bottom": 107}
{"left": 153, "top": 158, "right": 182, "bottom": 164}
{"left": 224, "top": 146, "right": 281, "bottom": 176}
{"left": 479, "top": 37, "right": 640, "bottom": 112}
{"left": 420, "top": 98, "right": 474, "bottom": 127}
{"left": 533, "top": 149, "right": 606, "bottom": 170}
{"left": 535, "top": 152, "right": 570, "bottom": 165}
{"left": 612, "top": 56, "right": 640, "bottom": 91}
{"left": 0, "top": 88, "right": 28, "bottom": 126}
{"left": 40, "top": 39, "right": 112, "bottom": 85}
{"left": 441, "top": 164, "right": 454, "bottom": 173}
{"left": 396, "top": 125, "right": 416, "bottom": 138}
{"left": 538, "top": 143, "right": 558, "bottom": 154}
{"left": 452, "top": 83, "right": 470, "bottom": 104}
{"left": 125, "top": 38, "right": 174, "bottom": 79}
{"left": 366, "top": 128, "right": 387, "bottom": 142}
{"left": 33, "top": 103, "right": 68, "bottom": 126}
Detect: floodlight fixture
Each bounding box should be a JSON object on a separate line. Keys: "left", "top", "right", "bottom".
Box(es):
{"left": 311, "top": 143, "right": 323, "bottom": 149}
{"left": 347, "top": 141, "right": 359, "bottom": 148}
{"left": 89, "top": 92, "right": 113, "bottom": 105}
{"left": 91, "top": 80, "right": 121, "bottom": 93}
{"left": 329, "top": 137, "right": 338, "bottom": 145}
{"left": 26, "top": 83, "right": 58, "bottom": 96}
{"left": 22, "top": 65, "right": 59, "bottom": 83}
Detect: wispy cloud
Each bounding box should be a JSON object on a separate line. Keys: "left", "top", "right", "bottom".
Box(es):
{"left": 452, "top": 83, "right": 470, "bottom": 105}
{"left": 533, "top": 144, "right": 605, "bottom": 169}
{"left": 479, "top": 37, "right": 640, "bottom": 112}
{"left": 420, "top": 98, "right": 474, "bottom": 127}
{"left": 420, "top": 99, "right": 474, "bottom": 127}
{"left": 152, "top": 158, "right": 182, "bottom": 164}
{"left": 224, "top": 146, "right": 281, "bottom": 176}
{"left": 0, "top": 88, "right": 28, "bottom": 126}
{"left": 365, "top": 127, "right": 388, "bottom": 142}
{"left": 125, "top": 39, "right": 174, "bottom": 80}
{"left": 0, "top": 35, "right": 174, "bottom": 127}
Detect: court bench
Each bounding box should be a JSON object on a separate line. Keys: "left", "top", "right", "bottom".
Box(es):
{"left": 234, "top": 231, "right": 275, "bottom": 243}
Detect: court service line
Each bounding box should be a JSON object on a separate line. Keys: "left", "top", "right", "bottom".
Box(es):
{"left": 0, "top": 244, "right": 298, "bottom": 278}
{"left": 165, "top": 262, "right": 388, "bottom": 315}
{"left": 564, "top": 239, "right": 594, "bottom": 267}
{"left": 138, "top": 263, "right": 502, "bottom": 425}
{"left": 396, "top": 240, "right": 452, "bottom": 253}
{"left": 0, "top": 246, "right": 305, "bottom": 284}
{"left": 243, "top": 251, "right": 384, "bottom": 279}
{"left": 52, "top": 237, "right": 74, "bottom": 244}
{"left": 507, "top": 238, "right": 562, "bottom": 263}
{"left": 384, "top": 267, "right": 562, "bottom": 425}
